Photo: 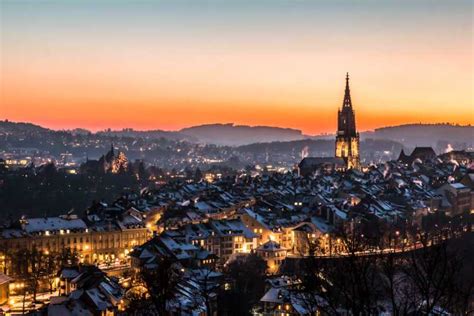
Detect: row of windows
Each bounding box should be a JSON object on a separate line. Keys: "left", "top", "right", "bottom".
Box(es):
{"left": 0, "top": 231, "right": 148, "bottom": 251}
{"left": 259, "top": 251, "right": 286, "bottom": 258}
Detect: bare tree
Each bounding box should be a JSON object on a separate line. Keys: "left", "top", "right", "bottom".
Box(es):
{"left": 288, "top": 224, "right": 388, "bottom": 315}
{"left": 218, "top": 253, "right": 267, "bottom": 316}
{"left": 401, "top": 239, "right": 471, "bottom": 314}
{"left": 185, "top": 268, "right": 222, "bottom": 316}
{"left": 27, "top": 247, "right": 44, "bottom": 303}
{"left": 136, "top": 256, "right": 182, "bottom": 316}
{"left": 378, "top": 227, "right": 474, "bottom": 315}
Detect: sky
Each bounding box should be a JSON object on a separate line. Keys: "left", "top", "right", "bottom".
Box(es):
{"left": 1, "top": 0, "right": 473, "bottom": 135}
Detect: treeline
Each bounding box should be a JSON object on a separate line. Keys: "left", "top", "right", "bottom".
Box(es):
{"left": 0, "top": 165, "right": 140, "bottom": 219}
{"left": 282, "top": 228, "right": 474, "bottom": 315}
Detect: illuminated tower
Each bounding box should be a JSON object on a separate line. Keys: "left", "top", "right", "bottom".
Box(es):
{"left": 335, "top": 73, "right": 360, "bottom": 169}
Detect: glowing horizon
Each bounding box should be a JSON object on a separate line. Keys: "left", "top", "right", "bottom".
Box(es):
{"left": 1, "top": 0, "right": 473, "bottom": 135}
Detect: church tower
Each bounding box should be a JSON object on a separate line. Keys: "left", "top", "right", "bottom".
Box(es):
{"left": 335, "top": 73, "right": 360, "bottom": 169}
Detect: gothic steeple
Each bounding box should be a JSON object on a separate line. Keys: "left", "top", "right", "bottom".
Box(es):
{"left": 335, "top": 72, "right": 360, "bottom": 169}
{"left": 338, "top": 73, "right": 356, "bottom": 137}
{"left": 343, "top": 72, "right": 352, "bottom": 108}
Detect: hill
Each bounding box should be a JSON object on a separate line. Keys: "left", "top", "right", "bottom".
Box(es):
{"left": 1, "top": 121, "right": 472, "bottom": 151}
{"left": 0, "top": 120, "right": 54, "bottom": 136}
{"left": 362, "top": 123, "right": 474, "bottom": 152}
{"left": 96, "top": 128, "right": 194, "bottom": 142}
{"left": 179, "top": 123, "right": 304, "bottom": 146}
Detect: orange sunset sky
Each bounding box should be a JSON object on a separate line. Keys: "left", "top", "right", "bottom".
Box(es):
{"left": 1, "top": 1, "right": 473, "bottom": 135}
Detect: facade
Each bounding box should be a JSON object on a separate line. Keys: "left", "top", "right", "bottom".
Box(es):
{"left": 80, "top": 144, "right": 129, "bottom": 174}
{"left": 175, "top": 219, "right": 258, "bottom": 264}
{"left": 335, "top": 73, "right": 360, "bottom": 169}
{"left": 49, "top": 265, "right": 124, "bottom": 315}
{"left": 437, "top": 182, "right": 472, "bottom": 216}
{"left": 0, "top": 212, "right": 149, "bottom": 276}
{"left": 258, "top": 277, "right": 320, "bottom": 316}
{"left": 297, "top": 157, "right": 346, "bottom": 177}
{"left": 240, "top": 210, "right": 325, "bottom": 256}
{"left": 256, "top": 240, "right": 287, "bottom": 274}
{"left": 0, "top": 274, "right": 12, "bottom": 306}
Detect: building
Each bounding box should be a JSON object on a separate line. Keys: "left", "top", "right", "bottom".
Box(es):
{"left": 80, "top": 144, "right": 129, "bottom": 174}
{"left": 0, "top": 212, "right": 149, "bottom": 276}
{"left": 439, "top": 150, "right": 474, "bottom": 165}
{"left": 130, "top": 235, "right": 218, "bottom": 271}
{"left": 297, "top": 157, "right": 346, "bottom": 177}
{"left": 436, "top": 182, "right": 472, "bottom": 216}
{"left": 47, "top": 265, "right": 124, "bottom": 316}
{"left": 258, "top": 277, "right": 321, "bottom": 316}
{"left": 335, "top": 73, "right": 360, "bottom": 169}
{"left": 256, "top": 240, "right": 287, "bottom": 274}
{"left": 172, "top": 219, "right": 258, "bottom": 264}
{"left": 398, "top": 147, "right": 437, "bottom": 165}
{"left": 0, "top": 273, "right": 12, "bottom": 306}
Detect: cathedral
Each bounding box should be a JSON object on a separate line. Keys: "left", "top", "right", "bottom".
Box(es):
{"left": 335, "top": 73, "right": 360, "bottom": 169}
{"left": 80, "top": 144, "right": 129, "bottom": 175}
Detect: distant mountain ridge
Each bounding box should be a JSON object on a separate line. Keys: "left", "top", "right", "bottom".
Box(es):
{"left": 1, "top": 120, "right": 472, "bottom": 149}
{"left": 179, "top": 123, "right": 304, "bottom": 145}
{"left": 96, "top": 128, "right": 194, "bottom": 142}
{"left": 0, "top": 120, "right": 55, "bottom": 135}
{"left": 362, "top": 123, "right": 474, "bottom": 149}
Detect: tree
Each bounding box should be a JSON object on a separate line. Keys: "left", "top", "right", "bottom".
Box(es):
{"left": 398, "top": 239, "right": 472, "bottom": 315}
{"left": 194, "top": 168, "right": 203, "bottom": 182}
{"left": 376, "top": 225, "right": 474, "bottom": 315}
{"left": 185, "top": 268, "right": 222, "bottom": 316}
{"left": 135, "top": 256, "right": 182, "bottom": 315}
{"left": 12, "top": 248, "right": 31, "bottom": 315}
{"left": 137, "top": 161, "right": 148, "bottom": 181}
{"left": 27, "top": 247, "right": 44, "bottom": 303}
{"left": 218, "top": 253, "right": 267, "bottom": 316}
{"left": 58, "top": 248, "right": 80, "bottom": 267}
{"left": 287, "top": 226, "right": 386, "bottom": 315}
{"left": 44, "top": 252, "right": 60, "bottom": 294}
{"left": 289, "top": 225, "right": 474, "bottom": 315}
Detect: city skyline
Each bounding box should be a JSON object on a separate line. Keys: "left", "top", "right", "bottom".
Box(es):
{"left": 1, "top": 0, "right": 473, "bottom": 134}
{"left": 1, "top": 2, "right": 473, "bottom": 314}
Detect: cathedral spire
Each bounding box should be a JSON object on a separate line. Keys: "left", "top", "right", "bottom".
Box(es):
{"left": 336, "top": 72, "right": 360, "bottom": 169}
{"left": 343, "top": 72, "right": 352, "bottom": 108}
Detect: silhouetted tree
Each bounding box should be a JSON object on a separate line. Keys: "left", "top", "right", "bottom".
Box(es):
{"left": 135, "top": 256, "right": 182, "bottom": 315}
{"left": 218, "top": 253, "right": 267, "bottom": 315}
{"left": 194, "top": 168, "right": 203, "bottom": 182}
{"left": 185, "top": 268, "right": 222, "bottom": 316}
{"left": 289, "top": 225, "right": 474, "bottom": 315}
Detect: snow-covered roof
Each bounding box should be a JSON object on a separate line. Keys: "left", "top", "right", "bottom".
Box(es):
{"left": 450, "top": 182, "right": 467, "bottom": 190}
{"left": 260, "top": 287, "right": 284, "bottom": 303}
{"left": 60, "top": 268, "right": 80, "bottom": 279}
{"left": 86, "top": 288, "right": 109, "bottom": 311}
{"left": 23, "top": 217, "right": 87, "bottom": 233}
{"left": 257, "top": 240, "right": 284, "bottom": 252}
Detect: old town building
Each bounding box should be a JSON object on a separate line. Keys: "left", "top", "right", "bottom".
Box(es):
{"left": 0, "top": 211, "right": 149, "bottom": 276}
